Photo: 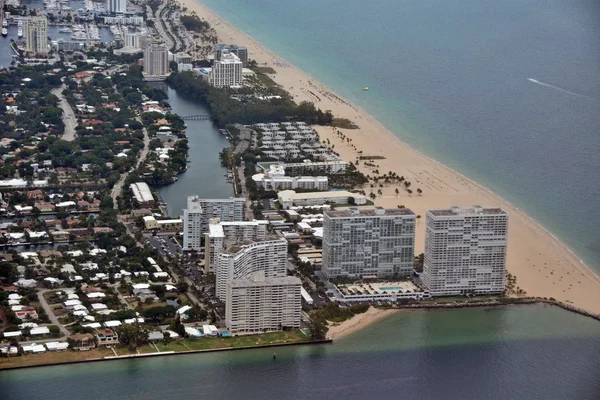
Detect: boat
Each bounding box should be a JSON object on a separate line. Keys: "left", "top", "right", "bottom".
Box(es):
{"left": 1, "top": 28, "right": 7, "bottom": 37}
{"left": 362, "top": 87, "right": 369, "bottom": 91}
{"left": 2, "top": 20, "right": 7, "bottom": 27}
{"left": 59, "top": 27, "right": 72, "bottom": 33}
{"left": 17, "top": 28, "right": 22, "bottom": 38}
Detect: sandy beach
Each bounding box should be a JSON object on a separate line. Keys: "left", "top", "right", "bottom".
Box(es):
{"left": 327, "top": 307, "right": 399, "bottom": 340}
{"left": 178, "top": 0, "right": 600, "bottom": 315}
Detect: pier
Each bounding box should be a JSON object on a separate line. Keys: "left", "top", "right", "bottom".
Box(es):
{"left": 181, "top": 114, "right": 211, "bottom": 120}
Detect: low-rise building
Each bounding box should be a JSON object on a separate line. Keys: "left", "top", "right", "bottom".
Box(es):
{"left": 94, "top": 329, "right": 119, "bottom": 347}
{"left": 277, "top": 190, "right": 367, "bottom": 209}
{"left": 143, "top": 216, "right": 183, "bottom": 231}
{"left": 130, "top": 182, "right": 155, "bottom": 208}
{"left": 70, "top": 333, "right": 96, "bottom": 351}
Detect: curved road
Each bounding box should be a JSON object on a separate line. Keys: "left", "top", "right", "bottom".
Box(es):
{"left": 52, "top": 84, "right": 77, "bottom": 142}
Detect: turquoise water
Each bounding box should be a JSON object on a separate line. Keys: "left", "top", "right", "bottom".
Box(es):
{"left": 199, "top": 0, "right": 600, "bottom": 272}
{"left": 380, "top": 287, "right": 404, "bottom": 291}
{"left": 2, "top": 305, "right": 600, "bottom": 399}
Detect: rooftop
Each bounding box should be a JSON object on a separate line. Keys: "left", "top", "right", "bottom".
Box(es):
{"left": 130, "top": 182, "right": 154, "bottom": 203}
{"left": 326, "top": 206, "right": 415, "bottom": 218}
{"left": 428, "top": 206, "right": 507, "bottom": 217}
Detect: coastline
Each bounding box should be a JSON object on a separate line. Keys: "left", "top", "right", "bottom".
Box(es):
{"left": 327, "top": 307, "right": 399, "bottom": 340}
{"left": 179, "top": 0, "right": 600, "bottom": 315}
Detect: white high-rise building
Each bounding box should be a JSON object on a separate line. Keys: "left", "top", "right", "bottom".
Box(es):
{"left": 24, "top": 16, "right": 48, "bottom": 54}
{"left": 124, "top": 32, "right": 146, "bottom": 49}
{"left": 322, "top": 207, "right": 416, "bottom": 278}
{"left": 226, "top": 272, "right": 301, "bottom": 334}
{"left": 205, "top": 50, "right": 243, "bottom": 87}
{"left": 205, "top": 219, "right": 268, "bottom": 272}
{"left": 106, "top": 0, "right": 126, "bottom": 13}
{"left": 143, "top": 43, "right": 169, "bottom": 77}
{"left": 422, "top": 206, "right": 508, "bottom": 296}
{"left": 183, "top": 196, "right": 245, "bottom": 250}
{"left": 215, "top": 239, "right": 288, "bottom": 300}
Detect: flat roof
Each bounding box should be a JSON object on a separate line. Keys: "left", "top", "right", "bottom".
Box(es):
{"left": 278, "top": 190, "right": 366, "bottom": 201}
{"left": 326, "top": 206, "right": 415, "bottom": 218}
{"left": 428, "top": 206, "right": 506, "bottom": 217}
{"left": 130, "top": 182, "right": 154, "bottom": 202}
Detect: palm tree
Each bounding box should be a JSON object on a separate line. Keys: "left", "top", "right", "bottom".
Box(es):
{"left": 417, "top": 188, "right": 422, "bottom": 195}
{"left": 395, "top": 188, "right": 399, "bottom": 197}
{"left": 407, "top": 189, "right": 413, "bottom": 196}
{"left": 377, "top": 189, "right": 382, "bottom": 196}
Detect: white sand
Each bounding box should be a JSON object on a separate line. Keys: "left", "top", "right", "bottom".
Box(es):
{"left": 327, "top": 307, "right": 399, "bottom": 340}
{"left": 178, "top": 0, "right": 600, "bottom": 315}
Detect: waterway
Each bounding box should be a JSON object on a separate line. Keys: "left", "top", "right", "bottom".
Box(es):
{"left": 158, "top": 87, "right": 233, "bottom": 217}
{"left": 1, "top": 305, "right": 599, "bottom": 399}
{"left": 198, "top": 0, "right": 600, "bottom": 272}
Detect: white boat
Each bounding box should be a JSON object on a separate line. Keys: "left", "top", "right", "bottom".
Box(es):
{"left": 2, "top": 20, "right": 7, "bottom": 27}
{"left": 59, "top": 27, "right": 72, "bottom": 33}
{"left": 17, "top": 28, "right": 22, "bottom": 38}
{"left": 1, "top": 28, "right": 7, "bottom": 37}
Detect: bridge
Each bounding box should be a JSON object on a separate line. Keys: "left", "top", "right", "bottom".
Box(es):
{"left": 181, "top": 115, "right": 211, "bottom": 120}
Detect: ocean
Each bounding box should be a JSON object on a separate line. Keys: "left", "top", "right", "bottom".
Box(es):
{"left": 195, "top": 0, "right": 600, "bottom": 272}
{"left": 2, "top": 305, "right": 600, "bottom": 399}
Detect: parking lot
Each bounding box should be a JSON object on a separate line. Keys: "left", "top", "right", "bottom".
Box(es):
{"left": 145, "top": 235, "right": 181, "bottom": 256}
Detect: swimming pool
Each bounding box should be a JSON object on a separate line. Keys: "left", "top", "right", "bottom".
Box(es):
{"left": 379, "top": 287, "right": 404, "bottom": 292}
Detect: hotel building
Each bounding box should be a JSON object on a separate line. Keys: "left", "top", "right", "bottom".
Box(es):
{"left": 24, "top": 16, "right": 48, "bottom": 54}
{"left": 422, "top": 206, "right": 508, "bottom": 296}
{"left": 183, "top": 197, "right": 245, "bottom": 250}
{"left": 322, "top": 207, "right": 416, "bottom": 278}
{"left": 205, "top": 51, "right": 243, "bottom": 87}
{"left": 215, "top": 44, "right": 248, "bottom": 67}
{"left": 105, "top": 0, "right": 126, "bottom": 13}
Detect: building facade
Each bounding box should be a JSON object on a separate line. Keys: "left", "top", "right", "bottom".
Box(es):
{"left": 422, "top": 206, "right": 508, "bottom": 296}
{"left": 183, "top": 197, "right": 245, "bottom": 250}
{"left": 143, "top": 43, "right": 169, "bottom": 76}
{"left": 105, "top": 0, "right": 126, "bottom": 13}
{"left": 322, "top": 207, "right": 416, "bottom": 278}
{"left": 174, "top": 52, "right": 193, "bottom": 71}
{"left": 24, "top": 16, "right": 48, "bottom": 54}
{"left": 124, "top": 32, "right": 146, "bottom": 49}
{"left": 205, "top": 51, "right": 243, "bottom": 87}
{"left": 277, "top": 190, "right": 367, "bottom": 209}
{"left": 205, "top": 219, "right": 268, "bottom": 272}
{"left": 215, "top": 44, "right": 248, "bottom": 67}
{"left": 129, "top": 182, "right": 155, "bottom": 208}
{"left": 215, "top": 239, "right": 288, "bottom": 300}
{"left": 252, "top": 173, "right": 328, "bottom": 191}
{"left": 226, "top": 272, "right": 301, "bottom": 334}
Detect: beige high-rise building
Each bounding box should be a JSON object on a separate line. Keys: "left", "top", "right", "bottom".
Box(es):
{"left": 205, "top": 50, "right": 243, "bottom": 87}
{"left": 24, "top": 16, "right": 48, "bottom": 54}
{"left": 226, "top": 272, "right": 301, "bottom": 334}
{"left": 143, "top": 43, "right": 169, "bottom": 76}
{"left": 422, "top": 206, "right": 508, "bottom": 296}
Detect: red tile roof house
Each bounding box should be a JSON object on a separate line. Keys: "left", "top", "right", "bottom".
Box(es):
{"left": 70, "top": 333, "right": 96, "bottom": 351}
{"left": 27, "top": 190, "right": 44, "bottom": 200}
{"left": 15, "top": 306, "right": 39, "bottom": 320}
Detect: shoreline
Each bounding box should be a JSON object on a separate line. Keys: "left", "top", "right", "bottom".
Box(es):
{"left": 178, "top": 0, "right": 600, "bottom": 315}
{"left": 0, "top": 339, "right": 333, "bottom": 372}
{"left": 327, "top": 307, "right": 399, "bottom": 340}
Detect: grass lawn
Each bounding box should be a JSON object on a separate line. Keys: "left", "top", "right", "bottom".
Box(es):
{"left": 0, "top": 348, "right": 114, "bottom": 370}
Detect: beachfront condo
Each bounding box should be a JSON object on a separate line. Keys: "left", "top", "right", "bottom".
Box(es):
{"left": 322, "top": 207, "right": 416, "bottom": 278}
{"left": 183, "top": 196, "right": 245, "bottom": 250}
{"left": 215, "top": 238, "right": 288, "bottom": 300}
{"left": 143, "top": 43, "right": 169, "bottom": 77}
{"left": 205, "top": 219, "right": 269, "bottom": 272}
{"left": 422, "top": 206, "right": 508, "bottom": 296}
{"left": 24, "top": 16, "right": 48, "bottom": 54}
{"left": 226, "top": 272, "right": 301, "bottom": 334}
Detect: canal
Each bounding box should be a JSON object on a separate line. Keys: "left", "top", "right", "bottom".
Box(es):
{"left": 158, "top": 87, "right": 233, "bottom": 217}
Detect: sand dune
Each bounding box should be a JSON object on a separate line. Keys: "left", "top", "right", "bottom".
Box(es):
{"left": 179, "top": 0, "right": 600, "bottom": 315}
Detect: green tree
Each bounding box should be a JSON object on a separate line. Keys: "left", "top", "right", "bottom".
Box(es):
{"left": 116, "top": 323, "right": 149, "bottom": 351}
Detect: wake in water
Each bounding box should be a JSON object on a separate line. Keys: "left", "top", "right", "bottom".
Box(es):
{"left": 527, "top": 78, "right": 600, "bottom": 103}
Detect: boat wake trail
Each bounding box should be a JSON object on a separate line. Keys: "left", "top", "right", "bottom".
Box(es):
{"left": 527, "top": 78, "right": 600, "bottom": 103}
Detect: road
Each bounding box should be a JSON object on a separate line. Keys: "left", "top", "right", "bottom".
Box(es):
{"left": 37, "top": 289, "right": 71, "bottom": 338}
{"left": 52, "top": 84, "right": 77, "bottom": 142}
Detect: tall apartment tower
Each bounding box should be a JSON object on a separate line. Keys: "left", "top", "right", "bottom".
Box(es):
{"left": 183, "top": 196, "right": 245, "bottom": 250}
{"left": 216, "top": 239, "right": 288, "bottom": 300}
{"left": 24, "top": 16, "right": 48, "bottom": 54}
{"left": 143, "top": 43, "right": 169, "bottom": 76}
{"left": 422, "top": 206, "right": 508, "bottom": 296}
{"left": 226, "top": 272, "right": 301, "bottom": 334}
{"left": 206, "top": 51, "right": 243, "bottom": 87}
{"left": 106, "top": 0, "right": 126, "bottom": 13}
{"left": 322, "top": 207, "right": 416, "bottom": 278}
{"left": 205, "top": 218, "right": 268, "bottom": 272}
{"left": 215, "top": 44, "right": 248, "bottom": 67}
